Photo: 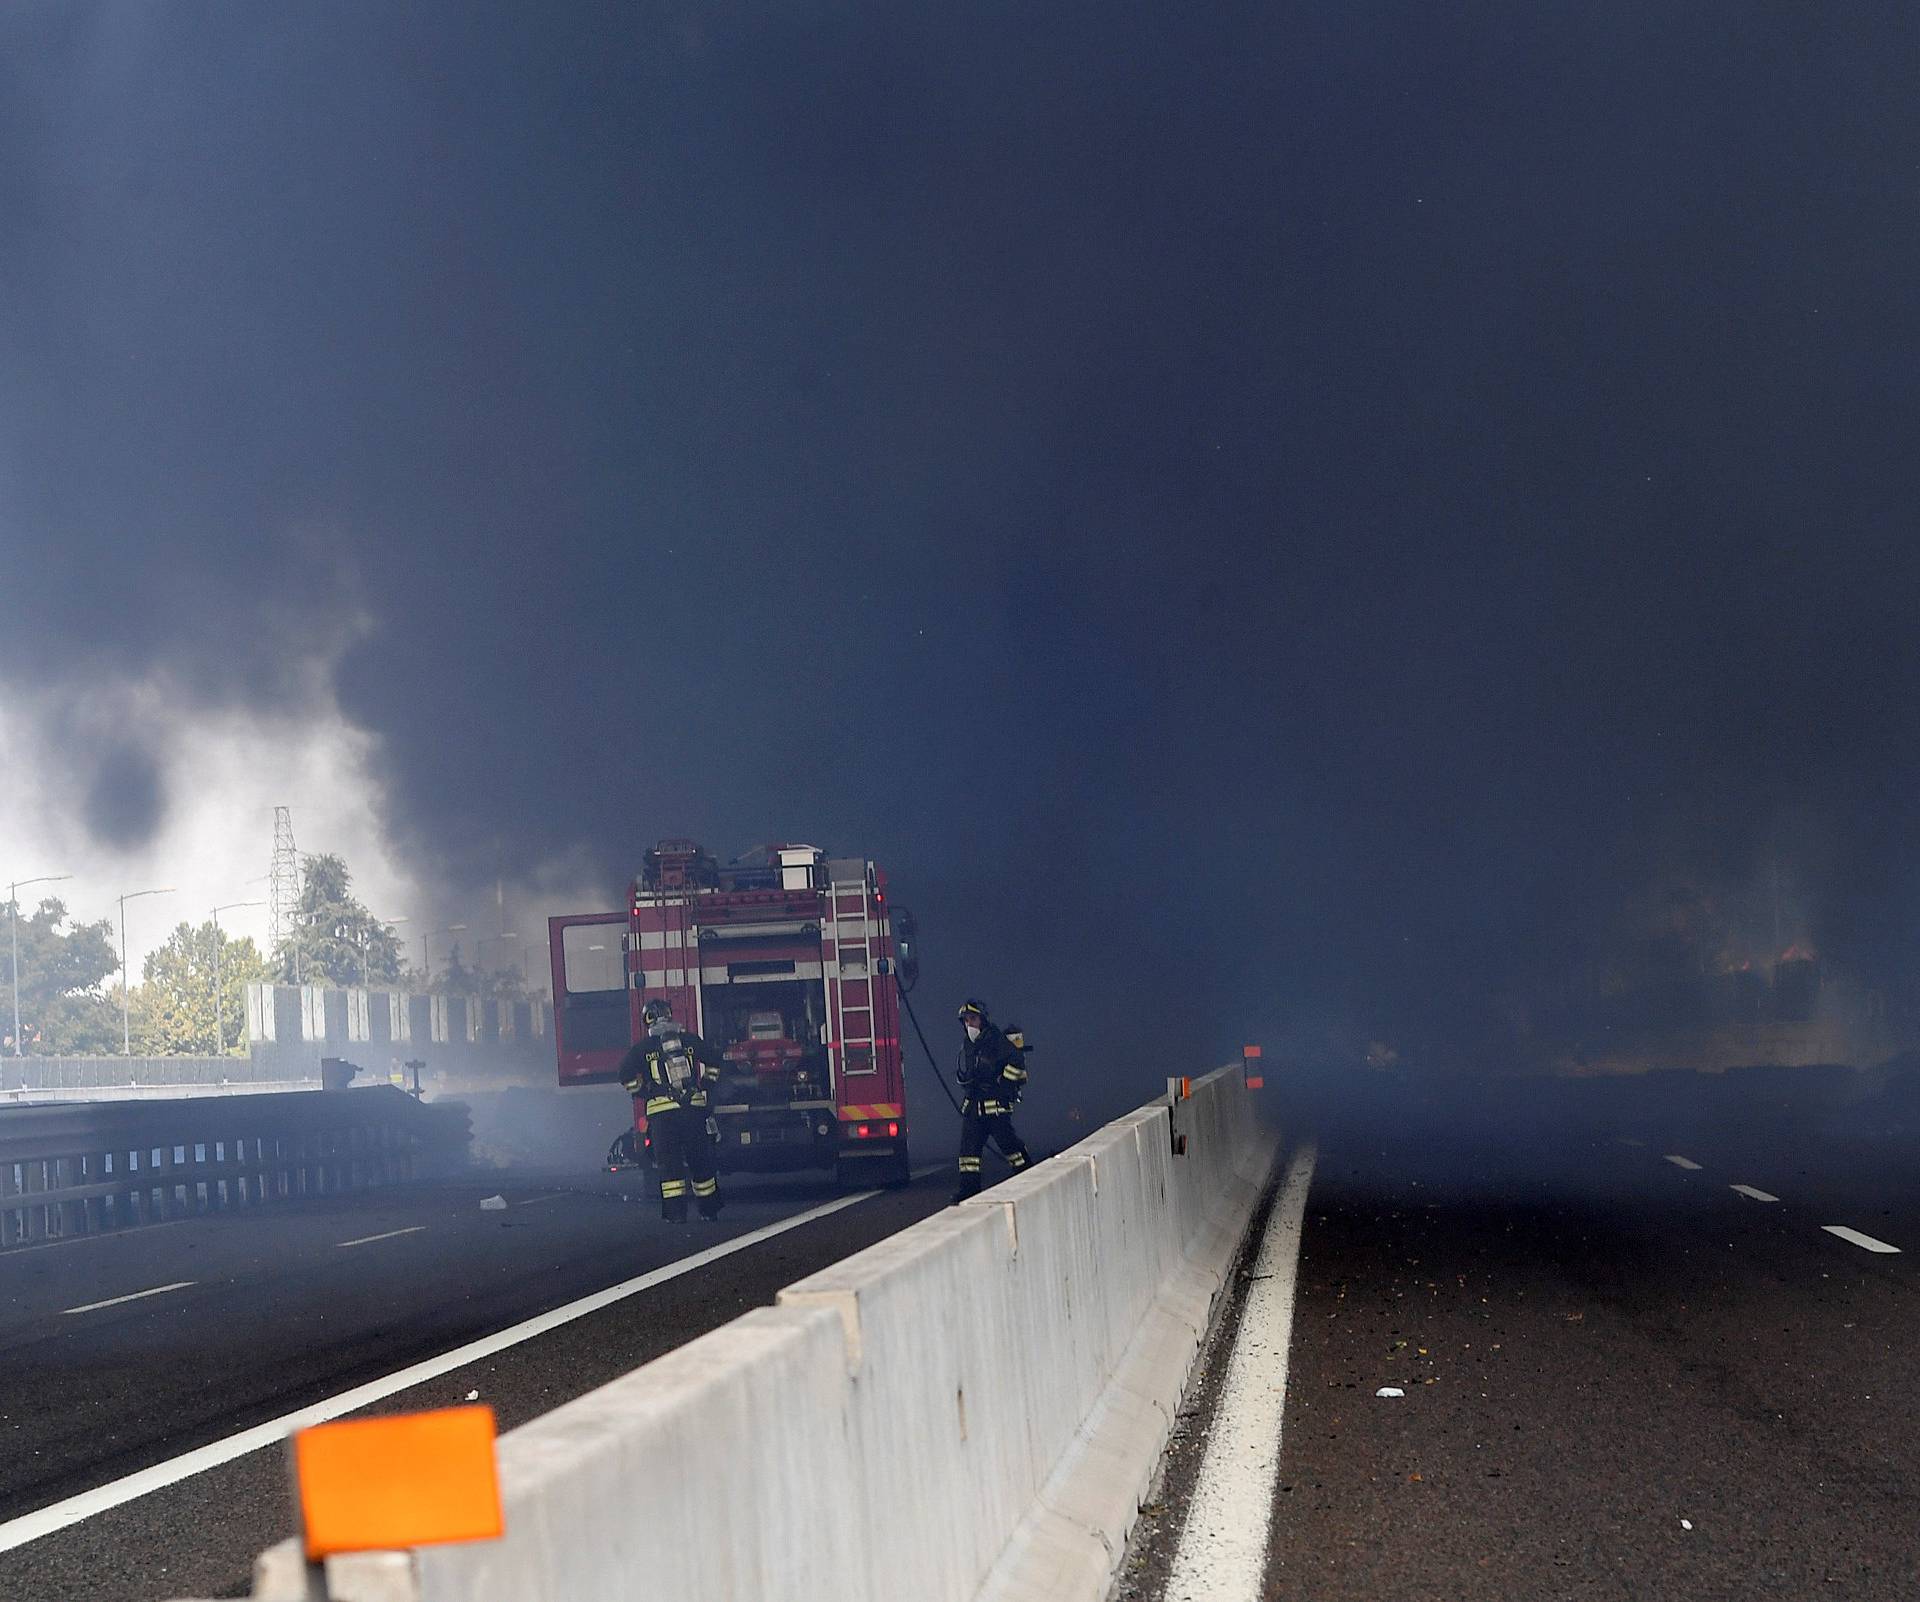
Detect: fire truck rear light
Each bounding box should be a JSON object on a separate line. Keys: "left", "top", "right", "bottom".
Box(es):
{"left": 886, "top": 1121, "right": 898, "bottom": 1138}
{"left": 856, "top": 1123, "right": 871, "bottom": 1138}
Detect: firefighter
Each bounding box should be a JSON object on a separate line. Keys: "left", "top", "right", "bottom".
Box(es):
{"left": 950, "top": 998, "right": 1031, "bottom": 1204}
{"left": 618, "top": 998, "right": 727, "bottom": 1222}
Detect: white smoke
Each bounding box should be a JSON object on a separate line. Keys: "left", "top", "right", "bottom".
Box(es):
{"left": 0, "top": 673, "right": 421, "bottom": 978}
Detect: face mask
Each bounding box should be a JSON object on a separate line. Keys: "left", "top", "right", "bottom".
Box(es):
{"left": 965, "top": 1023, "right": 981, "bottom": 1041}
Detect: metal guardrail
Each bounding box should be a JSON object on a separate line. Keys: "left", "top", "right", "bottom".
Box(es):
{"left": 1, "top": 1054, "right": 315, "bottom": 1098}
{"left": 0, "top": 1087, "right": 471, "bottom": 1250}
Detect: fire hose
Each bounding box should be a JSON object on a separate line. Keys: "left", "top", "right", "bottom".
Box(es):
{"left": 891, "top": 967, "right": 967, "bottom": 1119}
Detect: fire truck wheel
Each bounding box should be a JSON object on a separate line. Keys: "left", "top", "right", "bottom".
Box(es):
{"left": 883, "top": 1147, "right": 912, "bottom": 1188}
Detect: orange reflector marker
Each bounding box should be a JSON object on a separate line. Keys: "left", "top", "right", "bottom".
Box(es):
{"left": 293, "top": 1406, "right": 503, "bottom": 1559}
{"left": 1242, "top": 1044, "right": 1262, "bottom": 1059}
{"left": 1247, "top": 1075, "right": 1265, "bottom": 1090}
{"left": 1180, "top": 1076, "right": 1192, "bottom": 1099}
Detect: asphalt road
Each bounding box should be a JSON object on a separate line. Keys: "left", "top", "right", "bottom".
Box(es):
{"left": 0, "top": 1157, "right": 956, "bottom": 1602}
{"left": 1118, "top": 1068, "right": 1920, "bottom": 1601}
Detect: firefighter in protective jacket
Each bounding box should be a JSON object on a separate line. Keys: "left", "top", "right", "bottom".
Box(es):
{"left": 618, "top": 999, "right": 727, "bottom": 1222}
{"left": 951, "top": 998, "right": 1031, "bottom": 1203}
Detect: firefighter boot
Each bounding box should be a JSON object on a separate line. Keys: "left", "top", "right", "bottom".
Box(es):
{"left": 949, "top": 1156, "right": 983, "bottom": 1206}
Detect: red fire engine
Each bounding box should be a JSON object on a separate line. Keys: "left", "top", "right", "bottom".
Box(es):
{"left": 548, "top": 840, "right": 918, "bottom": 1188}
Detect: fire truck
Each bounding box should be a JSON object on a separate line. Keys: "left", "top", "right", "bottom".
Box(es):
{"left": 548, "top": 840, "right": 918, "bottom": 1188}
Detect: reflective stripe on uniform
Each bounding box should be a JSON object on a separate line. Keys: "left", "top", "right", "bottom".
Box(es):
{"left": 1003, "top": 1067, "right": 1028, "bottom": 1082}
{"left": 1007, "top": 1151, "right": 1029, "bottom": 1168}
{"left": 660, "top": 1179, "right": 688, "bottom": 1197}
{"left": 692, "top": 1178, "right": 718, "bottom": 1196}
{"left": 646, "top": 1096, "right": 680, "bottom": 1116}
{"left": 958, "top": 1157, "right": 982, "bottom": 1172}
{"left": 979, "top": 1101, "right": 1003, "bottom": 1115}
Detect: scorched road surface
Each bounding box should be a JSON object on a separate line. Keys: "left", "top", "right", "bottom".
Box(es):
{"left": 0, "top": 1163, "right": 953, "bottom": 1601}
{"left": 1121, "top": 1068, "right": 1920, "bottom": 1602}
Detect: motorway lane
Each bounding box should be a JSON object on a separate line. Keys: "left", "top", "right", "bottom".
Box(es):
{"left": 0, "top": 1163, "right": 957, "bottom": 1602}
{"left": 1118, "top": 1072, "right": 1920, "bottom": 1602}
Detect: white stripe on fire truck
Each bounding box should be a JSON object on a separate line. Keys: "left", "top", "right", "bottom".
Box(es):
{"left": 635, "top": 929, "right": 690, "bottom": 950}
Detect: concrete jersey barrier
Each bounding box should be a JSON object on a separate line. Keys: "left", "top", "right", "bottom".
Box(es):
{"left": 214, "top": 1064, "right": 1278, "bottom": 1602}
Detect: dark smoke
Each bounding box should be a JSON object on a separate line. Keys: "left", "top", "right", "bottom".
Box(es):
{"left": 79, "top": 740, "right": 167, "bottom": 851}
{"left": 5, "top": 4, "right": 1920, "bottom": 1113}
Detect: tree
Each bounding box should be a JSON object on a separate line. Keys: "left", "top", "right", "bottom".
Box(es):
{"left": 422, "top": 942, "right": 525, "bottom": 1002}
{"left": 132, "top": 921, "right": 270, "bottom": 1055}
{"left": 433, "top": 942, "right": 480, "bottom": 997}
{"left": 0, "top": 897, "right": 120, "bottom": 1055}
{"left": 273, "top": 853, "right": 406, "bottom": 987}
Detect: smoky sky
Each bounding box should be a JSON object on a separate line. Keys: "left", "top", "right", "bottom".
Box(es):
{"left": 4, "top": 3, "right": 1920, "bottom": 1101}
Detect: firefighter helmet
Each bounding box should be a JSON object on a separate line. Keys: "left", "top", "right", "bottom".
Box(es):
{"left": 643, "top": 998, "right": 674, "bottom": 1027}
{"left": 957, "top": 998, "right": 989, "bottom": 1025}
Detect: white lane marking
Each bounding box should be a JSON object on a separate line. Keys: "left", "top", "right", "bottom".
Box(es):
{"left": 1822, "top": 1225, "right": 1902, "bottom": 1254}
{"left": 1165, "top": 1140, "right": 1318, "bottom": 1602}
{"left": 1730, "top": 1185, "right": 1780, "bottom": 1203}
{"left": 1664, "top": 1155, "right": 1703, "bottom": 1170}
{"left": 511, "top": 1195, "right": 560, "bottom": 1208}
{"left": 0, "top": 1186, "right": 882, "bottom": 1556}
{"left": 1616, "top": 1138, "right": 1646, "bottom": 1148}
{"left": 60, "top": 1282, "right": 196, "bottom": 1316}
{"left": 335, "top": 1226, "right": 429, "bottom": 1248}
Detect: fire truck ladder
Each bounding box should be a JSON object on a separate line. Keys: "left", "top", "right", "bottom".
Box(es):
{"left": 671, "top": 889, "right": 700, "bottom": 1035}
{"left": 832, "top": 871, "right": 878, "bottom": 1081}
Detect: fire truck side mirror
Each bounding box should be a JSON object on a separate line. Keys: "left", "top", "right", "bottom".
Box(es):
{"left": 892, "top": 907, "right": 921, "bottom": 990}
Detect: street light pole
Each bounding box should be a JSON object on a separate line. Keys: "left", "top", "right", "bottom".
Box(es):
{"left": 117, "top": 887, "right": 174, "bottom": 1056}
{"left": 211, "top": 900, "right": 265, "bottom": 1055}
{"left": 8, "top": 873, "right": 72, "bottom": 1056}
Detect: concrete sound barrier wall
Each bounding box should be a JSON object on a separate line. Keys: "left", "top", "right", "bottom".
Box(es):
{"left": 222, "top": 1064, "right": 1277, "bottom": 1602}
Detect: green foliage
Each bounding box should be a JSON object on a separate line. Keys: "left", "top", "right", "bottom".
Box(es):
{"left": 132, "top": 921, "right": 270, "bottom": 1055}
{"left": 273, "top": 852, "right": 407, "bottom": 987}
{"left": 1, "top": 897, "right": 120, "bottom": 1054}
